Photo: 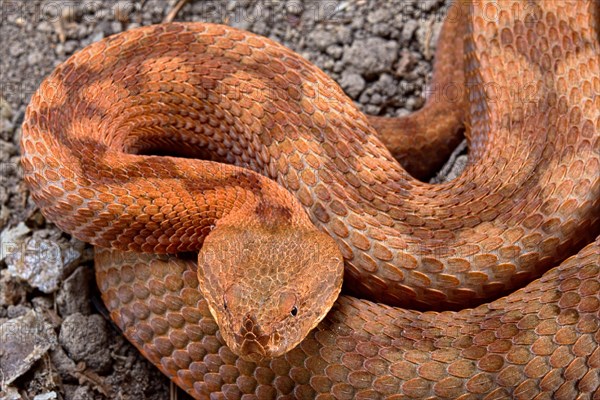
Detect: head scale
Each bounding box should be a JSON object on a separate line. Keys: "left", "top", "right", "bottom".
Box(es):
{"left": 197, "top": 209, "right": 343, "bottom": 361}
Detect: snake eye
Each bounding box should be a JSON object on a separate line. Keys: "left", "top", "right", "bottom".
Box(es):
{"left": 223, "top": 299, "right": 228, "bottom": 310}
{"left": 290, "top": 306, "right": 298, "bottom": 317}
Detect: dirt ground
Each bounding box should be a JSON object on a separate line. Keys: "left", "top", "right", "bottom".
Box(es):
{"left": 0, "top": 0, "right": 454, "bottom": 399}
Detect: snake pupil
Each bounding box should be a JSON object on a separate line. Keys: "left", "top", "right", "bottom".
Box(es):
{"left": 290, "top": 306, "right": 298, "bottom": 316}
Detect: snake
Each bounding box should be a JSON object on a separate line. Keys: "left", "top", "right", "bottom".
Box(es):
{"left": 19, "top": 0, "right": 600, "bottom": 398}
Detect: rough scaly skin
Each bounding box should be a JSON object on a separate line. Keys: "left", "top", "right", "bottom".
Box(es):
{"left": 368, "top": 2, "right": 467, "bottom": 181}
{"left": 95, "top": 239, "right": 600, "bottom": 399}
{"left": 19, "top": 0, "right": 600, "bottom": 398}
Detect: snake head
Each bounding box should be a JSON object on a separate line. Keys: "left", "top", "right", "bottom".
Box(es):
{"left": 197, "top": 216, "right": 343, "bottom": 361}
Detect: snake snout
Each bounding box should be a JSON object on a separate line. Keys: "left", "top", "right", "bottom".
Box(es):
{"left": 236, "top": 313, "right": 280, "bottom": 361}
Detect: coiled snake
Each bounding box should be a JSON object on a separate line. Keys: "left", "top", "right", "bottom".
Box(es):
{"left": 20, "top": 0, "right": 600, "bottom": 398}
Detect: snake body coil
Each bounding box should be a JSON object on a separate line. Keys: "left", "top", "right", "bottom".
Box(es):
{"left": 21, "top": 0, "right": 600, "bottom": 398}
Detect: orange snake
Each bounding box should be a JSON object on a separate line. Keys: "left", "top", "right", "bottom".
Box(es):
{"left": 20, "top": 0, "right": 600, "bottom": 398}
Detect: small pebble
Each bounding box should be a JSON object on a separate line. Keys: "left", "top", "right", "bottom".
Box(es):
{"left": 342, "top": 37, "right": 399, "bottom": 76}
{"left": 111, "top": 21, "right": 123, "bottom": 33}
{"left": 59, "top": 313, "right": 112, "bottom": 373}
{"left": 113, "top": 1, "right": 134, "bottom": 23}
{"left": 326, "top": 44, "right": 343, "bottom": 60}
{"left": 308, "top": 29, "right": 337, "bottom": 51}
{"left": 27, "top": 51, "right": 43, "bottom": 65}
{"left": 9, "top": 43, "right": 24, "bottom": 57}
{"left": 402, "top": 19, "right": 418, "bottom": 42}
{"left": 340, "top": 71, "right": 366, "bottom": 99}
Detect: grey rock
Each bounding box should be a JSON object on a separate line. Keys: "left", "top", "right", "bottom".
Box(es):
{"left": 0, "top": 222, "right": 31, "bottom": 262}
{"left": 363, "top": 104, "right": 382, "bottom": 115}
{"left": 76, "top": 24, "right": 91, "bottom": 39}
{"left": 64, "top": 40, "right": 78, "bottom": 54}
{"left": 374, "top": 73, "right": 397, "bottom": 97}
{"left": 5, "top": 232, "right": 85, "bottom": 294}
{"left": 0, "top": 270, "right": 27, "bottom": 306}
{"left": 56, "top": 266, "right": 93, "bottom": 317}
{"left": 359, "top": 91, "right": 370, "bottom": 104}
{"left": 416, "top": 20, "right": 443, "bottom": 54}
{"left": 367, "top": 9, "right": 388, "bottom": 24}
{"left": 350, "top": 16, "right": 364, "bottom": 30}
{"left": 396, "top": 108, "right": 411, "bottom": 117}
{"left": 0, "top": 137, "right": 14, "bottom": 157}
{"left": 333, "top": 60, "right": 345, "bottom": 74}
{"left": 321, "top": 58, "right": 335, "bottom": 71}
{"left": 372, "top": 22, "right": 391, "bottom": 37}
{"left": 7, "top": 304, "right": 31, "bottom": 318}
{"left": 9, "top": 43, "right": 24, "bottom": 57}
{"left": 430, "top": 140, "right": 469, "bottom": 183}
{"left": 326, "top": 44, "right": 343, "bottom": 60}
{"left": 308, "top": 29, "right": 336, "bottom": 51}
{"left": 0, "top": 310, "right": 57, "bottom": 385}
{"left": 97, "top": 20, "right": 115, "bottom": 36}
{"left": 371, "top": 93, "right": 383, "bottom": 105}
{"left": 0, "top": 97, "right": 13, "bottom": 120}
{"left": 336, "top": 26, "right": 353, "bottom": 44}
{"left": 342, "top": 37, "right": 398, "bottom": 76}
{"left": 33, "top": 392, "right": 58, "bottom": 400}
{"left": 48, "top": 345, "right": 78, "bottom": 378}
{"left": 67, "top": 386, "right": 95, "bottom": 400}
{"left": 251, "top": 20, "right": 270, "bottom": 36}
{"left": 1, "top": 386, "right": 21, "bottom": 400}
{"left": 31, "top": 296, "right": 55, "bottom": 315}
{"left": 367, "top": 8, "right": 392, "bottom": 36}
{"left": 401, "top": 19, "right": 418, "bottom": 42}
{"left": 36, "top": 21, "right": 54, "bottom": 33}
{"left": 429, "top": 20, "right": 444, "bottom": 52}
{"left": 0, "top": 185, "right": 7, "bottom": 204}
{"left": 89, "top": 29, "right": 105, "bottom": 43}
{"left": 82, "top": 0, "right": 102, "bottom": 13}
{"left": 59, "top": 313, "right": 112, "bottom": 373}
{"left": 406, "top": 96, "right": 424, "bottom": 110}
{"left": 339, "top": 71, "right": 365, "bottom": 98}
{"left": 55, "top": 43, "right": 65, "bottom": 56}
{"left": 26, "top": 51, "right": 43, "bottom": 66}
{"left": 111, "top": 21, "right": 123, "bottom": 33}
{"left": 1, "top": 118, "right": 15, "bottom": 134}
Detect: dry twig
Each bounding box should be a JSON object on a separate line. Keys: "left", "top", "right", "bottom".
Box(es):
{"left": 163, "top": 0, "right": 192, "bottom": 23}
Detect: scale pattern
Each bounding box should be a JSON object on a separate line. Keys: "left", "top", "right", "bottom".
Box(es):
{"left": 94, "top": 239, "right": 600, "bottom": 399}
{"left": 19, "top": 0, "right": 600, "bottom": 398}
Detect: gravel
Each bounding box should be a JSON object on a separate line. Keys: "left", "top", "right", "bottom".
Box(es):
{"left": 1, "top": 0, "right": 456, "bottom": 398}
{"left": 59, "top": 313, "right": 112, "bottom": 373}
